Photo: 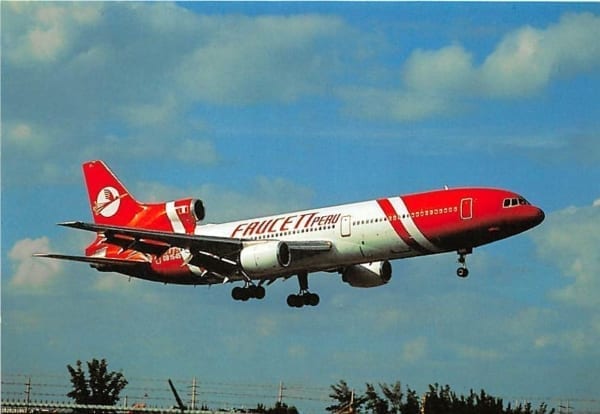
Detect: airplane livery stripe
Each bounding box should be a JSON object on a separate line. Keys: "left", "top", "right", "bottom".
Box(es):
{"left": 376, "top": 198, "right": 430, "bottom": 254}
{"left": 389, "top": 197, "right": 441, "bottom": 253}
{"left": 390, "top": 197, "right": 441, "bottom": 252}
{"left": 166, "top": 201, "right": 186, "bottom": 234}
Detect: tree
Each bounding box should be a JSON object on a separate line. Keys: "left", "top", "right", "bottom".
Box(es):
{"left": 364, "top": 383, "right": 388, "bottom": 414}
{"left": 67, "top": 358, "right": 128, "bottom": 413}
{"left": 402, "top": 387, "right": 420, "bottom": 414}
{"left": 254, "top": 402, "right": 299, "bottom": 414}
{"left": 380, "top": 382, "right": 403, "bottom": 414}
{"left": 327, "top": 380, "right": 366, "bottom": 413}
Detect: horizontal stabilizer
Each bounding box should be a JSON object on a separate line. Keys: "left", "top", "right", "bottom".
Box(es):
{"left": 33, "top": 253, "right": 147, "bottom": 267}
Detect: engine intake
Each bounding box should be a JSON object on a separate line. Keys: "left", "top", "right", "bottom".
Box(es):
{"left": 240, "top": 241, "right": 291, "bottom": 276}
{"left": 342, "top": 261, "right": 392, "bottom": 288}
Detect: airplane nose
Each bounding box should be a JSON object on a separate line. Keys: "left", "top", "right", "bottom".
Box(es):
{"left": 533, "top": 207, "right": 545, "bottom": 226}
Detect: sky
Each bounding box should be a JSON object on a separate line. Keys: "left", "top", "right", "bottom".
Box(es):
{"left": 2, "top": 2, "right": 600, "bottom": 412}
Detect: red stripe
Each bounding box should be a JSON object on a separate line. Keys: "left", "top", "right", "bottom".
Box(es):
{"left": 376, "top": 198, "right": 429, "bottom": 254}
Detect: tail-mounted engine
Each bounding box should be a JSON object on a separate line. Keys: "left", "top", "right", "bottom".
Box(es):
{"left": 139, "top": 198, "right": 205, "bottom": 232}
{"left": 342, "top": 260, "right": 392, "bottom": 288}
{"left": 240, "top": 241, "right": 291, "bottom": 276}
{"left": 190, "top": 199, "right": 205, "bottom": 221}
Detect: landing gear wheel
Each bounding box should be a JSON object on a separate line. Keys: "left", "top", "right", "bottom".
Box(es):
{"left": 307, "top": 293, "right": 320, "bottom": 306}
{"left": 287, "top": 292, "right": 319, "bottom": 308}
{"left": 287, "top": 273, "right": 320, "bottom": 308}
{"left": 232, "top": 286, "right": 244, "bottom": 300}
{"left": 254, "top": 285, "right": 266, "bottom": 299}
{"left": 456, "top": 248, "right": 472, "bottom": 278}
{"left": 287, "top": 294, "right": 302, "bottom": 308}
{"left": 232, "top": 284, "right": 266, "bottom": 301}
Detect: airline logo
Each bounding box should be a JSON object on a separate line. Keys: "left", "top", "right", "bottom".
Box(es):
{"left": 231, "top": 212, "right": 341, "bottom": 238}
{"left": 93, "top": 187, "right": 123, "bottom": 218}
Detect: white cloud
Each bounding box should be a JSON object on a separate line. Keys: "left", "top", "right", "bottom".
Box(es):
{"left": 176, "top": 14, "right": 346, "bottom": 105}
{"left": 401, "top": 337, "right": 427, "bottom": 363}
{"left": 481, "top": 12, "right": 600, "bottom": 97}
{"left": 403, "top": 44, "right": 475, "bottom": 94}
{"left": 2, "top": 3, "right": 350, "bottom": 184}
{"left": 343, "top": 12, "right": 600, "bottom": 121}
{"left": 135, "top": 175, "right": 314, "bottom": 222}
{"left": 8, "top": 237, "right": 63, "bottom": 289}
{"left": 4, "top": 3, "right": 102, "bottom": 64}
{"left": 532, "top": 199, "right": 600, "bottom": 308}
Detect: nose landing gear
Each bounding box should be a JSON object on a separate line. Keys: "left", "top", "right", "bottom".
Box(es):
{"left": 456, "top": 248, "right": 472, "bottom": 278}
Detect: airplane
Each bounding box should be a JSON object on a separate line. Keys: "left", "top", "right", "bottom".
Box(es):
{"left": 35, "top": 160, "right": 545, "bottom": 307}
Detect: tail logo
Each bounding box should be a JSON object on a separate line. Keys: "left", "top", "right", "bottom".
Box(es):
{"left": 93, "top": 186, "right": 122, "bottom": 217}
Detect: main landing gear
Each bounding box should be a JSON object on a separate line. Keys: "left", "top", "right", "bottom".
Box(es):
{"left": 287, "top": 272, "right": 320, "bottom": 308}
{"left": 231, "top": 283, "right": 266, "bottom": 301}
{"left": 456, "top": 248, "right": 472, "bottom": 278}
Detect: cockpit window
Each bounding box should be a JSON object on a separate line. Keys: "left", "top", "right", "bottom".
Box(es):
{"left": 503, "top": 197, "right": 530, "bottom": 208}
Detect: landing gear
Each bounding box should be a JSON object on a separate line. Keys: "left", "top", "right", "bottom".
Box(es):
{"left": 231, "top": 284, "right": 266, "bottom": 301}
{"left": 287, "top": 272, "right": 320, "bottom": 308}
{"left": 287, "top": 292, "right": 320, "bottom": 307}
{"left": 456, "top": 248, "right": 472, "bottom": 278}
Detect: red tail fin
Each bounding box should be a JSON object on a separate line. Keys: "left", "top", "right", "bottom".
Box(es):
{"left": 82, "top": 160, "right": 144, "bottom": 226}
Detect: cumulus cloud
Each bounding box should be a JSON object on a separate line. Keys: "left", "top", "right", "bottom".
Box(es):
{"left": 176, "top": 14, "right": 346, "bottom": 105}
{"left": 403, "top": 44, "right": 475, "bottom": 94}
{"left": 481, "top": 12, "right": 600, "bottom": 97}
{"left": 401, "top": 337, "right": 428, "bottom": 363}
{"left": 343, "top": 12, "right": 600, "bottom": 121}
{"left": 3, "top": 3, "right": 102, "bottom": 64}
{"left": 532, "top": 199, "right": 600, "bottom": 308}
{"left": 2, "top": 3, "right": 351, "bottom": 185}
{"left": 8, "top": 237, "right": 63, "bottom": 289}
{"left": 135, "top": 175, "right": 314, "bottom": 222}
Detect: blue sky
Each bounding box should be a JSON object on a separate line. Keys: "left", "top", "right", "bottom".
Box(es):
{"left": 2, "top": 2, "right": 600, "bottom": 412}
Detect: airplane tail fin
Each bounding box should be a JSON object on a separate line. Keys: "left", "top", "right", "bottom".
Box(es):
{"left": 82, "top": 160, "right": 144, "bottom": 226}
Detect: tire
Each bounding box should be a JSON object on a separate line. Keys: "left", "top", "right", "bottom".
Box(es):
{"left": 308, "top": 293, "right": 320, "bottom": 306}
{"left": 232, "top": 286, "right": 244, "bottom": 300}
{"left": 457, "top": 267, "right": 469, "bottom": 278}
{"left": 255, "top": 286, "right": 266, "bottom": 299}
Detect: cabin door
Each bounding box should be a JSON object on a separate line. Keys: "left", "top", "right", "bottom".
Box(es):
{"left": 341, "top": 215, "right": 352, "bottom": 237}
{"left": 460, "top": 198, "right": 473, "bottom": 220}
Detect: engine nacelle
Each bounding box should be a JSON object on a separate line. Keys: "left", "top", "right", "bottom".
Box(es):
{"left": 240, "top": 241, "right": 291, "bottom": 276}
{"left": 189, "top": 199, "right": 205, "bottom": 221}
{"left": 342, "top": 261, "right": 392, "bottom": 288}
{"left": 167, "top": 198, "right": 205, "bottom": 223}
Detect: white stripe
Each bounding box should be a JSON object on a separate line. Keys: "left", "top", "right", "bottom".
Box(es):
{"left": 389, "top": 197, "right": 441, "bottom": 252}
{"left": 166, "top": 201, "right": 186, "bottom": 233}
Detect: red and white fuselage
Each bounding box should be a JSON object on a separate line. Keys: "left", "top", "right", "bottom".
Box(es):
{"left": 37, "top": 161, "right": 544, "bottom": 306}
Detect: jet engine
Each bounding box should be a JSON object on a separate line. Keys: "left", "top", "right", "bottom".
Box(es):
{"left": 167, "top": 198, "right": 205, "bottom": 222}
{"left": 342, "top": 261, "right": 392, "bottom": 288}
{"left": 189, "top": 199, "right": 205, "bottom": 221}
{"left": 240, "top": 241, "right": 291, "bottom": 276}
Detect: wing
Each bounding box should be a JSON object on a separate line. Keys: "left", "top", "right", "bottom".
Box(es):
{"left": 58, "top": 221, "right": 332, "bottom": 276}
{"left": 60, "top": 220, "right": 242, "bottom": 257}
